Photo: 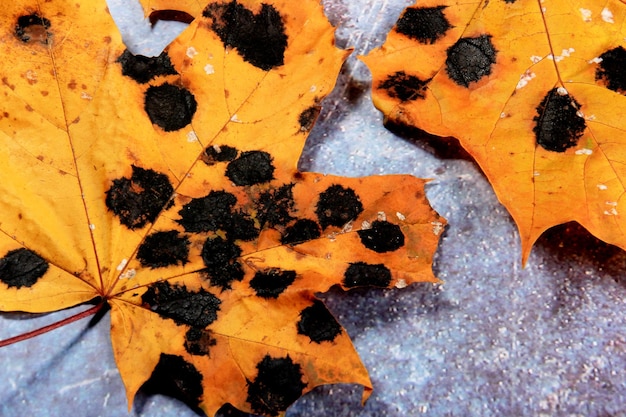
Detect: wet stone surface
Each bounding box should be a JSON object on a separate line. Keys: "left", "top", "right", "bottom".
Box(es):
{"left": 2, "top": 1, "right": 626, "bottom": 417}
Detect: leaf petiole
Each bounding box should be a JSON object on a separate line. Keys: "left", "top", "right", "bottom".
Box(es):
{"left": 0, "top": 302, "right": 105, "bottom": 347}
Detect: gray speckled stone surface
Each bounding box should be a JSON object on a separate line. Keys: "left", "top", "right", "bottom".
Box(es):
{"left": 2, "top": 1, "right": 626, "bottom": 416}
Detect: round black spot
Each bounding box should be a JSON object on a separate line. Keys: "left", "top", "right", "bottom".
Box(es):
{"left": 281, "top": 219, "right": 322, "bottom": 245}
{"left": 533, "top": 88, "right": 587, "bottom": 152}
{"left": 225, "top": 151, "right": 275, "bottom": 186}
{"left": 15, "top": 14, "right": 51, "bottom": 44}
{"left": 228, "top": 212, "right": 260, "bottom": 241}
{"left": 177, "top": 190, "right": 259, "bottom": 240}
{"left": 315, "top": 184, "right": 364, "bottom": 229}
{"left": 445, "top": 34, "right": 497, "bottom": 87}
{"left": 256, "top": 183, "right": 295, "bottom": 228}
{"left": 144, "top": 83, "right": 197, "bottom": 131}
{"left": 202, "top": 144, "right": 239, "bottom": 165}
{"left": 298, "top": 106, "right": 320, "bottom": 132}
{"left": 203, "top": 2, "right": 288, "bottom": 71}
{"left": 177, "top": 190, "right": 238, "bottom": 233}
{"left": 137, "top": 230, "right": 190, "bottom": 268}
{"left": 250, "top": 268, "right": 297, "bottom": 299}
{"left": 142, "top": 353, "right": 203, "bottom": 408}
{"left": 105, "top": 165, "right": 174, "bottom": 230}
{"left": 297, "top": 299, "right": 342, "bottom": 343}
{"left": 247, "top": 355, "right": 306, "bottom": 416}
{"left": 0, "top": 248, "right": 48, "bottom": 289}
{"left": 357, "top": 220, "right": 405, "bottom": 253}
{"left": 343, "top": 262, "right": 392, "bottom": 288}
{"left": 395, "top": 6, "right": 451, "bottom": 44}
{"left": 184, "top": 327, "right": 217, "bottom": 356}
{"left": 595, "top": 46, "right": 626, "bottom": 93}
{"left": 141, "top": 281, "right": 221, "bottom": 328}
{"left": 201, "top": 237, "right": 244, "bottom": 290}
{"left": 379, "top": 71, "right": 429, "bottom": 101}
{"left": 117, "top": 49, "right": 178, "bottom": 84}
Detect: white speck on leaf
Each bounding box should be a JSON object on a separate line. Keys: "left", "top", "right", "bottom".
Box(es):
{"left": 204, "top": 64, "right": 215, "bottom": 74}
{"left": 580, "top": 8, "right": 592, "bottom": 21}
{"left": 431, "top": 221, "right": 444, "bottom": 236}
{"left": 377, "top": 211, "right": 387, "bottom": 221}
{"left": 116, "top": 259, "right": 128, "bottom": 271}
{"left": 530, "top": 55, "right": 543, "bottom": 63}
{"left": 557, "top": 86, "right": 568, "bottom": 95}
{"left": 395, "top": 279, "right": 407, "bottom": 289}
{"left": 187, "top": 131, "right": 199, "bottom": 142}
{"left": 120, "top": 269, "right": 136, "bottom": 279}
{"left": 597, "top": 184, "right": 608, "bottom": 190}
{"left": 602, "top": 7, "right": 614, "bottom": 23}
{"left": 575, "top": 148, "right": 593, "bottom": 155}
{"left": 396, "top": 212, "right": 406, "bottom": 221}
{"left": 516, "top": 70, "right": 536, "bottom": 89}
{"left": 186, "top": 46, "right": 198, "bottom": 58}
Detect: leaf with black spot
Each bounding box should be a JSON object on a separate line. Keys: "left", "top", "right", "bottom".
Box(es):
{"left": 137, "top": 230, "right": 190, "bottom": 268}
{"left": 364, "top": 0, "right": 626, "bottom": 260}
{"left": 142, "top": 281, "right": 221, "bottom": 327}
{"left": 297, "top": 299, "right": 342, "bottom": 343}
{"left": 246, "top": 355, "right": 306, "bottom": 416}
{"left": 105, "top": 166, "right": 174, "bottom": 230}
{"left": 315, "top": 184, "right": 364, "bottom": 229}
{"left": 0, "top": 248, "right": 48, "bottom": 289}
{"left": 203, "top": 1, "right": 288, "bottom": 71}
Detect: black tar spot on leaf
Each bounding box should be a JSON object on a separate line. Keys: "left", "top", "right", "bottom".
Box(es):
{"left": 143, "top": 353, "right": 203, "bottom": 409}
{"left": 250, "top": 268, "right": 297, "bottom": 299}
{"left": 201, "top": 236, "right": 245, "bottom": 290}
{"left": 177, "top": 190, "right": 259, "bottom": 240}
{"left": 315, "top": 184, "right": 364, "bottom": 229}
{"left": 596, "top": 46, "right": 626, "bottom": 94}
{"left": 344, "top": 262, "right": 392, "bottom": 288}
{"left": 137, "top": 230, "right": 190, "bottom": 268}
{"left": 177, "top": 190, "right": 238, "bottom": 233}
{"left": 395, "top": 6, "right": 451, "bottom": 44}
{"left": 358, "top": 220, "right": 405, "bottom": 253}
{"left": 15, "top": 14, "right": 51, "bottom": 44}
{"left": 225, "top": 150, "right": 275, "bottom": 186}
{"left": 144, "top": 83, "right": 197, "bottom": 131}
{"left": 298, "top": 106, "right": 320, "bottom": 132}
{"left": 117, "top": 49, "right": 178, "bottom": 84}
{"left": 379, "top": 71, "right": 429, "bottom": 101}
{"left": 202, "top": 144, "right": 239, "bottom": 165}
{"left": 281, "top": 219, "right": 322, "bottom": 245}
{"left": 256, "top": 183, "right": 295, "bottom": 228}
{"left": 142, "top": 281, "right": 221, "bottom": 328}
{"left": 247, "top": 355, "right": 306, "bottom": 416}
{"left": 0, "top": 248, "right": 48, "bottom": 289}
{"left": 203, "top": 1, "right": 288, "bottom": 71}
{"left": 184, "top": 327, "right": 217, "bottom": 356}
{"left": 297, "top": 299, "right": 342, "bottom": 343}
{"left": 533, "top": 88, "right": 587, "bottom": 152}
{"left": 445, "top": 34, "right": 497, "bottom": 87}
{"left": 105, "top": 165, "right": 174, "bottom": 230}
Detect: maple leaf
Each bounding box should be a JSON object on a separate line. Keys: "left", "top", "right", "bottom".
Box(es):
{"left": 362, "top": 0, "right": 626, "bottom": 262}
{"left": 0, "top": 0, "right": 445, "bottom": 415}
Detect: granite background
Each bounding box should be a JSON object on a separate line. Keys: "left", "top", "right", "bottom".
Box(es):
{"left": 1, "top": 0, "right": 626, "bottom": 416}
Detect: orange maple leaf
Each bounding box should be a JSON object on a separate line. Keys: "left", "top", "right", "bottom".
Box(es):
{"left": 363, "top": 0, "right": 626, "bottom": 262}
{"left": 0, "top": 0, "right": 444, "bottom": 415}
